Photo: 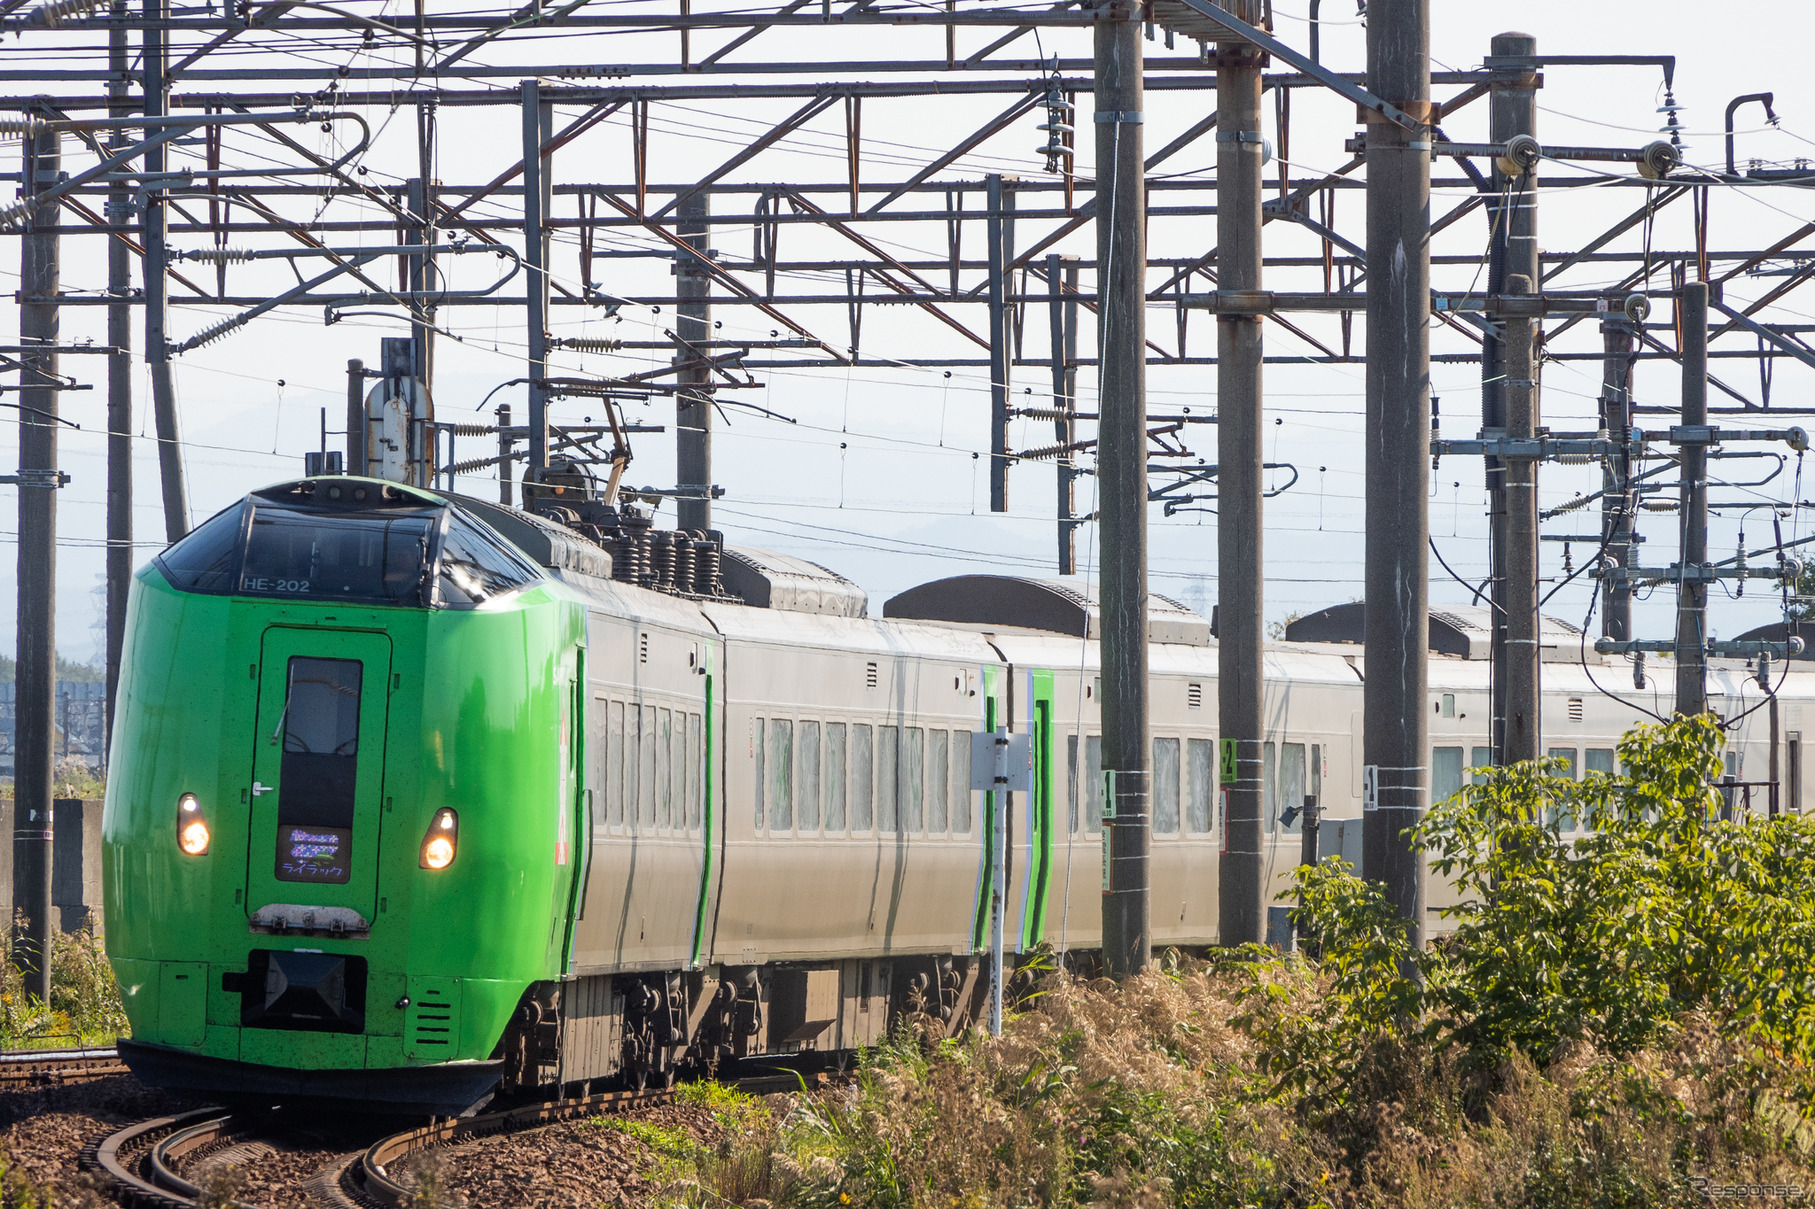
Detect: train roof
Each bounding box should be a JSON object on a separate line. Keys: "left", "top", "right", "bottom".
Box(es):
{"left": 1284, "top": 601, "right": 1588, "bottom": 661}
{"left": 883, "top": 575, "right": 1212, "bottom": 646}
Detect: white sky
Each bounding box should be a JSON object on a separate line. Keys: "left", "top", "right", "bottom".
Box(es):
{"left": 4, "top": 0, "right": 1815, "bottom": 665}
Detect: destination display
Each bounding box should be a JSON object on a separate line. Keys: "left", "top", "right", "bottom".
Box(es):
{"left": 276, "top": 824, "right": 352, "bottom": 884}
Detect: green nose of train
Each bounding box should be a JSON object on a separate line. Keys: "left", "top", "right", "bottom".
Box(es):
{"left": 106, "top": 477, "right": 586, "bottom": 1113}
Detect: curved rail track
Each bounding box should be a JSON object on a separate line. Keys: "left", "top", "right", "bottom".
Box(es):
{"left": 83, "top": 1071, "right": 818, "bottom": 1208}
{"left": 84, "top": 1106, "right": 258, "bottom": 1208}
{"left": 0, "top": 1046, "right": 125, "bottom": 1087}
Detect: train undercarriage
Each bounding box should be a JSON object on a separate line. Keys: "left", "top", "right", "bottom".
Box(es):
{"left": 499, "top": 953, "right": 991, "bottom": 1096}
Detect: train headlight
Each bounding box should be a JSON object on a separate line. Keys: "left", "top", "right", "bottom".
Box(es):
{"left": 420, "top": 808, "right": 458, "bottom": 870}
{"left": 177, "top": 794, "right": 209, "bottom": 856}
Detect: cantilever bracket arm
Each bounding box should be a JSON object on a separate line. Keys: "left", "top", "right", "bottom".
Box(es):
{"left": 1709, "top": 297, "right": 1815, "bottom": 376}
{"left": 0, "top": 110, "right": 371, "bottom": 231}
{"left": 1162, "top": 0, "right": 1426, "bottom": 134}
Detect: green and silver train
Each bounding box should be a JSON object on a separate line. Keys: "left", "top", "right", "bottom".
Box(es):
{"left": 106, "top": 475, "right": 1807, "bottom": 1112}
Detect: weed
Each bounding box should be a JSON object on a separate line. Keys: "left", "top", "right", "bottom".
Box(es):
{"left": 397, "top": 1151, "right": 468, "bottom": 1209}
{"left": 193, "top": 1166, "right": 246, "bottom": 1209}
{"left": 0, "top": 923, "right": 127, "bottom": 1048}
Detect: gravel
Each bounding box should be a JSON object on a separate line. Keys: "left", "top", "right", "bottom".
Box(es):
{"left": 0, "top": 1074, "right": 748, "bottom": 1208}
{"left": 431, "top": 1100, "right": 732, "bottom": 1209}
{"left": 0, "top": 1073, "right": 191, "bottom": 1200}
{"left": 181, "top": 1120, "right": 389, "bottom": 1209}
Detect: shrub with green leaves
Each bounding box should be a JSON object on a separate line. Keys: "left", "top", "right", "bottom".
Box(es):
{"left": 1400, "top": 713, "right": 1815, "bottom": 1069}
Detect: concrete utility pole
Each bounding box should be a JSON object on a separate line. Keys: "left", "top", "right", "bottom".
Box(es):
{"left": 522, "top": 78, "right": 553, "bottom": 492}
{"left": 15, "top": 114, "right": 59, "bottom": 1002}
{"left": 1095, "top": 0, "right": 1150, "bottom": 978}
{"left": 345, "top": 357, "right": 367, "bottom": 473}
{"left": 406, "top": 175, "right": 437, "bottom": 396}
{"left": 676, "top": 193, "right": 713, "bottom": 530}
{"left": 1485, "top": 30, "right": 1538, "bottom": 765}
{"left": 1676, "top": 280, "right": 1709, "bottom": 717}
{"left": 1215, "top": 13, "right": 1266, "bottom": 947}
{"left": 1599, "top": 313, "right": 1636, "bottom": 640}
{"left": 986, "top": 173, "right": 1016, "bottom": 513}
{"left": 144, "top": 0, "right": 188, "bottom": 542}
{"left": 1361, "top": 0, "right": 1431, "bottom": 944}
{"left": 104, "top": 0, "right": 132, "bottom": 760}
{"left": 1047, "top": 254, "right": 1080, "bottom": 573}
{"left": 1502, "top": 272, "right": 1541, "bottom": 763}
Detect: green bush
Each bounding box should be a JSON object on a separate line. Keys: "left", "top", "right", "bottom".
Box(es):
{"left": 0, "top": 924, "right": 127, "bottom": 1048}
{"left": 1269, "top": 715, "right": 1815, "bottom": 1080}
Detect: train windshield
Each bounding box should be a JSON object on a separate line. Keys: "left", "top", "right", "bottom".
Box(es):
{"left": 155, "top": 482, "right": 542, "bottom": 608}
{"left": 157, "top": 500, "right": 247, "bottom": 592}
{"left": 240, "top": 506, "right": 437, "bottom": 605}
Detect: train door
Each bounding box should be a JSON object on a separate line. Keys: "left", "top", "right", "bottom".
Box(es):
{"left": 245, "top": 627, "right": 393, "bottom": 929}
{"left": 689, "top": 634, "right": 719, "bottom": 968}
{"left": 1018, "top": 671, "right": 1057, "bottom": 950}
{"left": 970, "top": 666, "right": 1004, "bottom": 952}
{"left": 559, "top": 650, "right": 585, "bottom": 970}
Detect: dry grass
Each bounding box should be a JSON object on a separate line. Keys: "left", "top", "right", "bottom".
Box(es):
{"left": 662, "top": 964, "right": 1815, "bottom": 1209}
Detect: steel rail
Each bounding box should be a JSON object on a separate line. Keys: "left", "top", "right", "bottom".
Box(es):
{"left": 85, "top": 1107, "right": 236, "bottom": 1209}
{"left": 0, "top": 1045, "right": 125, "bottom": 1085}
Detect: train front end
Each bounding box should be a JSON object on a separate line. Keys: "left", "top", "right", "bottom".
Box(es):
{"left": 103, "top": 478, "right": 585, "bottom": 1114}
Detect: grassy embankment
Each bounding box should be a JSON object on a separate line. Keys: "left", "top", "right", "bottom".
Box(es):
{"left": 0, "top": 760, "right": 121, "bottom": 1051}
{"left": 632, "top": 716, "right": 1815, "bottom": 1208}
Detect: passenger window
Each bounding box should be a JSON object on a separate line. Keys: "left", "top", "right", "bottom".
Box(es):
{"left": 1546, "top": 746, "right": 1578, "bottom": 831}
{"left": 825, "top": 723, "right": 848, "bottom": 831}
{"left": 928, "top": 730, "right": 949, "bottom": 833}
{"left": 1278, "top": 743, "right": 1305, "bottom": 834}
{"left": 753, "top": 718, "right": 765, "bottom": 830}
{"left": 769, "top": 719, "right": 794, "bottom": 831}
{"left": 1584, "top": 748, "right": 1616, "bottom": 776}
{"left": 1262, "top": 742, "right": 1277, "bottom": 833}
{"left": 607, "top": 701, "right": 626, "bottom": 827}
{"left": 1084, "top": 735, "right": 1103, "bottom": 835}
{"left": 657, "top": 708, "right": 674, "bottom": 829}
{"left": 1186, "top": 738, "right": 1215, "bottom": 834}
{"left": 628, "top": 704, "right": 643, "bottom": 829}
{"left": 951, "top": 731, "right": 972, "bottom": 833}
{"left": 852, "top": 724, "right": 874, "bottom": 831}
{"left": 877, "top": 725, "right": 899, "bottom": 832}
{"left": 1432, "top": 746, "right": 1465, "bottom": 805}
{"left": 1152, "top": 738, "right": 1180, "bottom": 835}
{"left": 1471, "top": 746, "right": 1492, "bottom": 785}
{"left": 903, "top": 728, "right": 924, "bottom": 833}
{"left": 1067, "top": 735, "right": 1080, "bottom": 834}
{"left": 640, "top": 705, "right": 657, "bottom": 827}
{"left": 687, "top": 712, "right": 702, "bottom": 830}
{"left": 798, "top": 722, "right": 822, "bottom": 832}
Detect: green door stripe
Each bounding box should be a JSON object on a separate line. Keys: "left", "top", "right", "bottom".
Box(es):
{"left": 691, "top": 669, "right": 715, "bottom": 968}
{"left": 970, "top": 682, "right": 998, "bottom": 952}
{"left": 1023, "top": 672, "right": 1056, "bottom": 948}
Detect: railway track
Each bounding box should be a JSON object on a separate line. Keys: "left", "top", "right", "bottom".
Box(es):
{"left": 84, "top": 1070, "right": 819, "bottom": 1208}
{"left": 0, "top": 1045, "right": 126, "bottom": 1087}
{"left": 83, "top": 1106, "right": 272, "bottom": 1208}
